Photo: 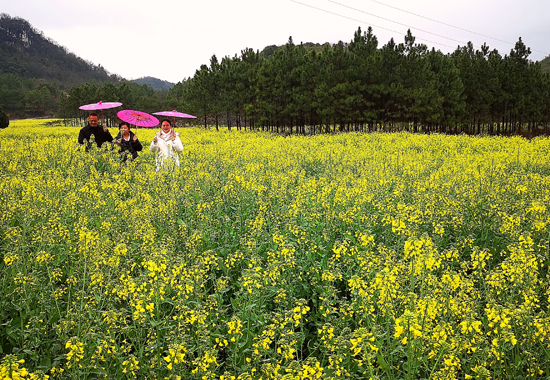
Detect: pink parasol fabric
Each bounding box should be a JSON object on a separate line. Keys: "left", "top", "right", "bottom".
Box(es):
{"left": 79, "top": 101, "right": 122, "bottom": 110}
{"left": 153, "top": 110, "right": 197, "bottom": 119}
{"left": 117, "top": 110, "right": 159, "bottom": 128}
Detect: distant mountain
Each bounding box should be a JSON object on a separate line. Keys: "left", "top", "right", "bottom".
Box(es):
{"left": 0, "top": 13, "right": 121, "bottom": 88}
{"left": 132, "top": 76, "right": 174, "bottom": 91}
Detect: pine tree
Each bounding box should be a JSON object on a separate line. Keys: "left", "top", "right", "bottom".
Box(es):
{"left": 0, "top": 106, "right": 9, "bottom": 129}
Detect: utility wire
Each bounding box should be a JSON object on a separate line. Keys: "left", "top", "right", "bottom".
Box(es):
{"left": 329, "top": 0, "right": 469, "bottom": 46}
{"left": 291, "top": 0, "right": 459, "bottom": 50}
{"left": 331, "top": 0, "right": 549, "bottom": 56}
{"left": 366, "top": 0, "right": 512, "bottom": 44}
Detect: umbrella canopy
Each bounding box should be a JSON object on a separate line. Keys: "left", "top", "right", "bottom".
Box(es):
{"left": 117, "top": 110, "right": 159, "bottom": 128}
{"left": 153, "top": 110, "right": 196, "bottom": 128}
{"left": 79, "top": 101, "right": 122, "bottom": 110}
{"left": 153, "top": 110, "right": 197, "bottom": 119}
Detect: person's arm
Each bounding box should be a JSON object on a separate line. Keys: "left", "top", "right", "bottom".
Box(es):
{"left": 173, "top": 133, "right": 183, "bottom": 153}
{"left": 150, "top": 132, "right": 163, "bottom": 152}
{"left": 78, "top": 128, "right": 86, "bottom": 144}
{"left": 103, "top": 127, "right": 114, "bottom": 142}
{"left": 133, "top": 137, "right": 143, "bottom": 151}
{"left": 150, "top": 137, "right": 159, "bottom": 152}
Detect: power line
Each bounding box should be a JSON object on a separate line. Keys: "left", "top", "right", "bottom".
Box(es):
{"left": 332, "top": 0, "right": 549, "bottom": 56}
{"left": 329, "top": 0, "right": 470, "bottom": 46}
{"left": 366, "top": 0, "right": 512, "bottom": 44}
{"left": 290, "top": 0, "right": 463, "bottom": 50}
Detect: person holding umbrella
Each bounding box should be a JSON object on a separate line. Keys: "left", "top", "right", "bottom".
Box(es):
{"left": 78, "top": 113, "right": 114, "bottom": 151}
{"left": 115, "top": 121, "right": 143, "bottom": 162}
{"left": 78, "top": 101, "right": 122, "bottom": 151}
{"left": 150, "top": 119, "right": 183, "bottom": 171}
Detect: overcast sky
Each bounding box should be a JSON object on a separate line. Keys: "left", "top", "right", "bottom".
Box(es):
{"left": 3, "top": 0, "right": 549, "bottom": 84}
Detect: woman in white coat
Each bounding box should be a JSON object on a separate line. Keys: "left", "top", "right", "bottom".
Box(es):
{"left": 150, "top": 119, "right": 183, "bottom": 171}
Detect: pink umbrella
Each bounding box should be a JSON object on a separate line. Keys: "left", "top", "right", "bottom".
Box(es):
{"left": 80, "top": 101, "right": 123, "bottom": 125}
{"left": 153, "top": 110, "right": 196, "bottom": 128}
{"left": 117, "top": 110, "right": 159, "bottom": 128}
{"left": 79, "top": 101, "right": 123, "bottom": 111}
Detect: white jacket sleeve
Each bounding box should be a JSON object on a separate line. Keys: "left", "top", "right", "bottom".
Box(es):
{"left": 150, "top": 139, "right": 159, "bottom": 152}
{"left": 173, "top": 133, "right": 183, "bottom": 153}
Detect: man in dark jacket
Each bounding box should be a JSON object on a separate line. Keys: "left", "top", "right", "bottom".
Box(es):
{"left": 78, "top": 113, "right": 113, "bottom": 151}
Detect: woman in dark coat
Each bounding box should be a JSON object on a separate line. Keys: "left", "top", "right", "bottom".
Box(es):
{"left": 115, "top": 122, "right": 143, "bottom": 162}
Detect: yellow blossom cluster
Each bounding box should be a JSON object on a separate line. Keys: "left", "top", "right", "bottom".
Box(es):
{"left": 1, "top": 120, "right": 550, "bottom": 379}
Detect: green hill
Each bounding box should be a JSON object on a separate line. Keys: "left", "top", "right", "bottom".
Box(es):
{"left": 0, "top": 13, "right": 127, "bottom": 118}
{"left": 132, "top": 76, "right": 174, "bottom": 91}
{"left": 0, "top": 13, "right": 121, "bottom": 88}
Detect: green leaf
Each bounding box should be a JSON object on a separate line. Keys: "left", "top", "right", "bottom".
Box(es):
{"left": 377, "top": 353, "right": 391, "bottom": 374}
{"left": 39, "top": 357, "right": 52, "bottom": 369}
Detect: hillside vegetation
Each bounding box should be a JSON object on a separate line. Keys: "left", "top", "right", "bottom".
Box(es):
{"left": 132, "top": 76, "right": 175, "bottom": 91}
{"left": 0, "top": 14, "right": 170, "bottom": 118}
{"left": 0, "top": 14, "right": 120, "bottom": 86}
{"left": 260, "top": 42, "right": 328, "bottom": 59}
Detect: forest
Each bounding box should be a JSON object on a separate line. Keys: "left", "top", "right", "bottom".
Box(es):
{"left": 65, "top": 27, "right": 550, "bottom": 136}
{"left": 171, "top": 27, "right": 550, "bottom": 136}
{"left": 3, "top": 17, "right": 550, "bottom": 136}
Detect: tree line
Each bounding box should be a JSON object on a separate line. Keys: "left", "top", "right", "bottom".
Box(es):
{"left": 172, "top": 27, "right": 550, "bottom": 136}
{"left": 0, "top": 72, "right": 60, "bottom": 118}
{"left": 0, "top": 73, "right": 171, "bottom": 122}
{"left": 56, "top": 81, "right": 175, "bottom": 128}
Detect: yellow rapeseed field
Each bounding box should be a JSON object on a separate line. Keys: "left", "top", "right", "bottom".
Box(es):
{"left": 1, "top": 119, "right": 550, "bottom": 379}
